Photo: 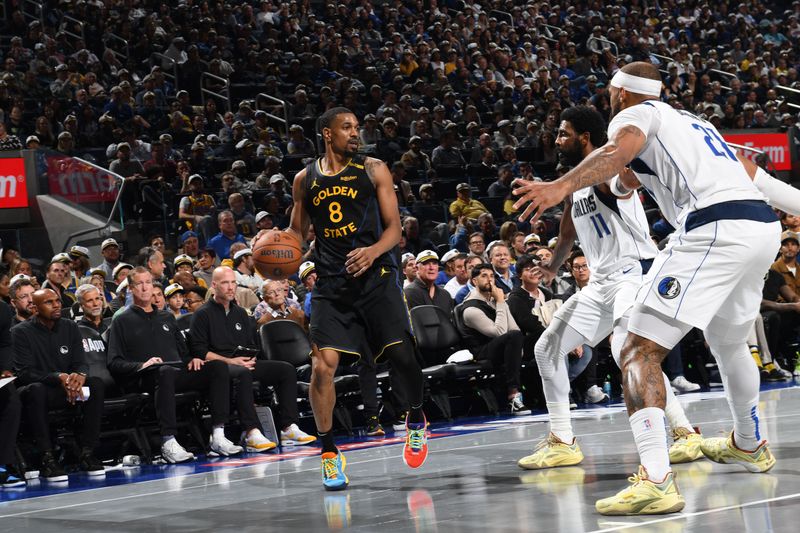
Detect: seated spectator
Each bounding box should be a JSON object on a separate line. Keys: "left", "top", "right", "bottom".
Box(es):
{"left": 506, "top": 255, "right": 550, "bottom": 355}
{"left": 189, "top": 268, "right": 316, "bottom": 446}
{"left": 401, "top": 253, "right": 417, "bottom": 288}
{"left": 488, "top": 242, "right": 519, "bottom": 294}
{"left": 12, "top": 289, "right": 105, "bottom": 480}
{"left": 140, "top": 246, "right": 168, "bottom": 287}
{"left": 107, "top": 267, "right": 247, "bottom": 461}
{"left": 297, "top": 261, "right": 316, "bottom": 319}
{"left": 208, "top": 210, "right": 247, "bottom": 260}
{"left": 164, "top": 283, "right": 187, "bottom": 319}
{"left": 112, "top": 262, "right": 134, "bottom": 288}
{"left": 232, "top": 246, "right": 260, "bottom": 293}
{"left": 404, "top": 250, "right": 455, "bottom": 314}
{"left": 493, "top": 120, "right": 518, "bottom": 148}
{"left": 183, "top": 286, "right": 207, "bottom": 315}
{"left": 431, "top": 129, "right": 465, "bottom": 168}
{"left": 457, "top": 264, "right": 529, "bottom": 414}
{"left": 9, "top": 277, "right": 35, "bottom": 325}
{"left": 229, "top": 193, "right": 256, "bottom": 237}
{"left": 193, "top": 248, "right": 216, "bottom": 288}
{"left": 75, "top": 284, "right": 111, "bottom": 334}
{"left": 488, "top": 165, "right": 514, "bottom": 198}
{"left": 436, "top": 249, "right": 462, "bottom": 286}
{"left": 401, "top": 216, "right": 436, "bottom": 256}
{"left": 444, "top": 252, "right": 471, "bottom": 298}
{"left": 400, "top": 136, "right": 431, "bottom": 171}
{"left": 255, "top": 211, "right": 275, "bottom": 232}
{"left": 391, "top": 162, "right": 415, "bottom": 209}
{"left": 178, "top": 175, "right": 217, "bottom": 245}
{"left": 449, "top": 183, "right": 488, "bottom": 220}
{"left": 286, "top": 124, "right": 316, "bottom": 156}
{"left": 771, "top": 231, "right": 800, "bottom": 296}
{"left": 41, "top": 259, "right": 76, "bottom": 313}
{"left": 254, "top": 279, "right": 306, "bottom": 328}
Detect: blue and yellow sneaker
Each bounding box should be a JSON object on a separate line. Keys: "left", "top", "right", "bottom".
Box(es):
{"left": 403, "top": 414, "right": 428, "bottom": 468}
{"left": 321, "top": 452, "right": 348, "bottom": 491}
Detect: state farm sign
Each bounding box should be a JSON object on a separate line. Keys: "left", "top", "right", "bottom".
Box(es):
{"left": 723, "top": 132, "right": 791, "bottom": 171}
{"left": 0, "top": 157, "right": 28, "bottom": 208}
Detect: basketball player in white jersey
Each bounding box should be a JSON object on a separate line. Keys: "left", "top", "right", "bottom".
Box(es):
{"left": 517, "top": 106, "right": 704, "bottom": 472}
{"left": 513, "top": 62, "right": 782, "bottom": 516}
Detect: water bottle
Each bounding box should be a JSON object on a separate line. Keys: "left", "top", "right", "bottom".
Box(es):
{"left": 603, "top": 376, "right": 612, "bottom": 399}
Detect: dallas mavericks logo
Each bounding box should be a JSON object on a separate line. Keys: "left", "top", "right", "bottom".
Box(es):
{"left": 658, "top": 277, "right": 681, "bottom": 299}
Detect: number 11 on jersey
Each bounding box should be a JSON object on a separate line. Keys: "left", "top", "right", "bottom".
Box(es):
{"left": 590, "top": 213, "right": 611, "bottom": 238}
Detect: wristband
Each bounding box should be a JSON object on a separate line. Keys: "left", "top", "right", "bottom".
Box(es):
{"left": 610, "top": 175, "right": 631, "bottom": 197}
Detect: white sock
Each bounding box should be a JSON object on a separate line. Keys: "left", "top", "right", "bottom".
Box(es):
{"left": 663, "top": 374, "right": 694, "bottom": 433}
{"left": 212, "top": 426, "right": 226, "bottom": 440}
{"left": 547, "top": 402, "right": 574, "bottom": 443}
{"left": 629, "top": 407, "right": 670, "bottom": 482}
{"left": 542, "top": 356, "right": 574, "bottom": 443}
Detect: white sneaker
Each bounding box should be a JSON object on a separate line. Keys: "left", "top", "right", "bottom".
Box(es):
{"left": 209, "top": 433, "right": 244, "bottom": 456}
{"left": 509, "top": 392, "right": 531, "bottom": 415}
{"left": 280, "top": 423, "right": 317, "bottom": 445}
{"left": 671, "top": 376, "right": 701, "bottom": 393}
{"left": 161, "top": 438, "right": 195, "bottom": 464}
{"left": 241, "top": 429, "right": 277, "bottom": 453}
{"left": 585, "top": 385, "right": 608, "bottom": 404}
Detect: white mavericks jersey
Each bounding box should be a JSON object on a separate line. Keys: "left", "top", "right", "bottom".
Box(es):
{"left": 571, "top": 184, "right": 657, "bottom": 280}
{"left": 608, "top": 101, "right": 766, "bottom": 229}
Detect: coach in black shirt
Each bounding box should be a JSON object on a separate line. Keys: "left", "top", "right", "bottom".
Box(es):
{"left": 12, "top": 289, "right": 105, "bottom": 480}
{"left": 107, "top": 267, "right": 244, "bottom": 461}
{"left": 190, "top": 267, "right": 315, "bottom": 445}
{"left": 0, "top": 302, "right": 23, "bottom": 487}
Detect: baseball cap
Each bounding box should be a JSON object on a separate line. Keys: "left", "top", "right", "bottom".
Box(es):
{"left": 9, "top": 274, "right": 30, "bottom": 286}
{"left": 164, "top": 283, "right": 184, "bottom": 298}
{"left": 269, "top": 174, "right": 285, "bottom": 185}
{"left": 173, "top": 254, "right": 194, "bottom": 268}
{"left": 456, "top": 183, "right": 471, "bottom": 192}
{"left": 112, "top": 262, "right": 133, "bottom": 279}
{"left": 180, "top": 230, "right": 198, "bottom": 244}
{"left": 231, "top": 160, "right": 246, "bottom": 170}
{"left": 233, "top": 248, "right": 252, "bottom": 261}
{"left": 415, "top": 249, "right": 439, "bottom": 264}
{"left": 548, "top": 237, "right": 558, "bottom": 249}
{"left": 401, "top": 252, "right": 415, "bottom": 267}
{"left": 255, "top": 211, "right": 272, "bottom": 224}
{"left": 781, "top": 230, "right": 799, "bottom": 244}
{"left": 188, "top": 174, "right": 203, "bottom": 185}
{"left": 52, "top": 252, "right": 71, "bottom": 264}
{"left": 26, "top": 135, "right": 40, "bottom": 144}
{"left": 298, "top": 261, "right": 316, "bottom": 280}
{"left": 440, "top": 249, "right": 464, "bottom": 264}
{"left": 88, "top": 268, "right": 106, "bottom": 279}
{"left": 524, "top": 234, "right": 541, "bottom": 248}
{"left": 419, "top": 183, "right": 433, "bottom": 194}
{"left": 68, "top": 245, "right": 90, "bottom": 259}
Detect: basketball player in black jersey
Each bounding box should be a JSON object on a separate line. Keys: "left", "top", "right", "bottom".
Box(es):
{"left": 287, "top": 107, "right": 428, "bottom": 491}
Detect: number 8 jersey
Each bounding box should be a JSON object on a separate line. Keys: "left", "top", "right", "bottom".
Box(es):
{"left": 571, "top": 185, "right": 657, "bottom": 280}
{"left": 303, "top": 155, "right": 396, "bottom": 277}
{"left": 608, "top": 100, "right": 767, "bottom": 229}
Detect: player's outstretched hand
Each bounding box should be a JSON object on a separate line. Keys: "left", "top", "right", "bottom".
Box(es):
{"left": 512, "top": 179, "right": 569, "bottom": 224}
{"left": 345, "top": 246, "right": 378, "bottom": 277}
{"left": 533, "top": 264, "right": 558, "bottom": 285}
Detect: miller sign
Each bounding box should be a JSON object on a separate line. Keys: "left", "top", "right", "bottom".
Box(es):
{"left": 0, "top": 157, "right": 28, "bottom": 208}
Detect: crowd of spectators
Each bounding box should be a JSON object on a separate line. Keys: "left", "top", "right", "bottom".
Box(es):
{"left": 1, "top": 0, "right": 800, "bottom": 481}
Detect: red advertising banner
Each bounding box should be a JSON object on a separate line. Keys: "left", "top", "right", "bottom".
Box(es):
{"left": 723, "top": 132, "right": 791, "bottom": 171}
{"left": 47, "top": 155, "right": 118, "bottom": 203}
{"left": 0, "top": 157, "right": 28, "bottom": 208}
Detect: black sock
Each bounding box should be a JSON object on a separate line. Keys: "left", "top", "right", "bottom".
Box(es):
{"left": 407, "top": 404, "right": 425, "bottom": 424}
{"left": 319, "top": 430, "right": 337, "bottom": 453}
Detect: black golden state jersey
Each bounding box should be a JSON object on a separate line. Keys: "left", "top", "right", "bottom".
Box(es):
{"left": 304, "top": 155, "right": 396, "bottom": 277}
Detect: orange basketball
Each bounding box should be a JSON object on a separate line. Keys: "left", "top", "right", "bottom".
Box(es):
{"left": 252, "top": 230, "right": 304, "bottom": 280}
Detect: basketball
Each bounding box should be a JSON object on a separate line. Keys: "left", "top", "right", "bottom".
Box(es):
{"left": 252, "top": 230, "right": 304, "bottom": 280}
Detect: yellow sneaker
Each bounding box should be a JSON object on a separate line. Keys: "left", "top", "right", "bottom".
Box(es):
{"left": 517, "top": 432, "right": 583, "bottom": 470}
{"left": 669, "top": 427, "right": 703, "bottom": 464}
{"left": 700, "top": 432, "right": 776, "bottom": 473}
{"left": 595, "top": 466, "right": 685, "bottom": 516}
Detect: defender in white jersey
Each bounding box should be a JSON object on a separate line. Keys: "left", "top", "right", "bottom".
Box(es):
{"left": 517, "top": 107, "right": 704, "bottom": 472}
{"left": 513, "top": 63, "right": 781, "bottom": 516}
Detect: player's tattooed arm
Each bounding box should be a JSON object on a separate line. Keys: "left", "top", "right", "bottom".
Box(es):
{"left": 364, "top": 157, "right": 384, "bottom": 186}
{"left": 567, "top": 125, "right": 646, "bottom": 193}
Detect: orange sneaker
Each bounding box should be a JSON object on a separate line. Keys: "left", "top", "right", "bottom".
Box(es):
{"left": 403, "top": 413, "right": 428, "bottom": 469}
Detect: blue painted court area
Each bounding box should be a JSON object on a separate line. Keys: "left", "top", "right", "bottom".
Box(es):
{"left": 2, "top": 382, "right": 800, "bottom": 533}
